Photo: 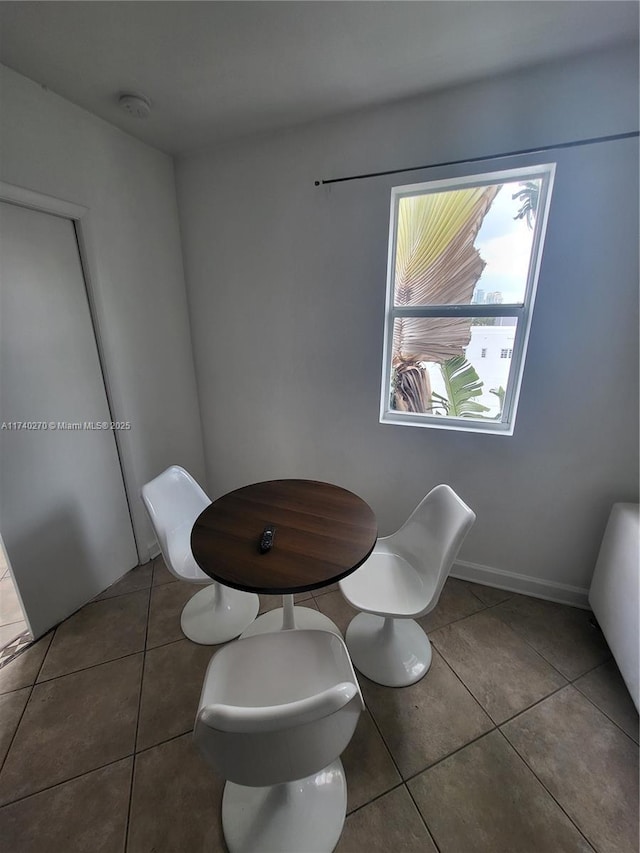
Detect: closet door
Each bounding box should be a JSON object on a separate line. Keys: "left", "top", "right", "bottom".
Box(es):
{"left": 0, "top": 201, "right": 137, "bottom": 638}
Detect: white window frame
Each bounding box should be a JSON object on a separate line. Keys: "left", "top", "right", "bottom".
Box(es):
{"left": 379, "top": 163, "right": 556, "bottom": 436}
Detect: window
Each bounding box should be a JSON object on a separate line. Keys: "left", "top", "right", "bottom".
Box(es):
{"left": 380, "top": 164, "right": 555, "bottom": 435}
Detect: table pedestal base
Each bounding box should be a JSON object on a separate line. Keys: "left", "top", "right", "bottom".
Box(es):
{"left": 221, "top": 759, "right": 347, "bottom": 853}
{"left": 345, "top": 613, "right": 433, "bottom": 686}
{"left": 240, "top": 594, "right": 341, "bottom": 639}
{"left": 181, "top": 583, "right": 259, "bottom": 645}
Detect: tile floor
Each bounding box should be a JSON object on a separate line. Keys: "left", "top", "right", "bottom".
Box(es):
{"left": 0, "top": 558, "right": 637, "bottom": 853}
{"left": 0, "top": 548, "right": 28, "bottom": 651}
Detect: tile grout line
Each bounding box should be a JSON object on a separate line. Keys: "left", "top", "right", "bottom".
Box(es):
{"left": 433, "top": 638, "right": 572, "bottom": 729}
{"left": 496, "top": 728, "right": 600, "bottom": 852}
{"left": 344, "top": 780, "right": 405, "bottom": 817}
{"left": 346, "top": 774, "right": 445, "bottom": 850}
{"left": 420, "top": 591, "right": 510, "bottom": 639}
{"left": 479, "top": 598, "right": 611, "bottom": 683}
{"left": 499, "top": 626, "right": 607, "bottom": 683}
{"left": 0, "top": 726, "right": 200, "bottom": 813}
{"left": 356, "top": 595, "right": 497, "bottom": 792}
{"left": 0, "top": 751, "right": 136, "bottom": 811}
{"left": 0, "top": 630, "right": 55, "bottom": 780}
{"left": 404, "top": 781, "right": 443, "bottom": 853}
{"left": 0, "top": 579, "right": 153, "bottom": 691}
{"left": 124, "top": 573, "right": 154, "bottom": 853}
{"left": 358, "top": 648, "right": 497, "bottom": 787}
{"left": 34, "top": 643, "right": 149, "bottom": 686}
{"left": 133, "top": 728, "right": 197, "bottom": 759}
{"left": 432, "top": 606, "right": 578, "bottom": 696}
{"left": 564, "top": 654, "right": 640, "bottom": 745}
{"left": 390, "top": 657, "right": 573, "bottom": 788}
{"left": 570, "top": 679, "right": 639, "bottom": 746}
{"left": 360, "top": 696, "right": 405, "bottom": 782}
{"left": 402, "top": 727, "right": 498, "bottom": 786}
{"left": 428, "top": 597, "right": 625, "bottom": 744}
{"left": 395, "top": 679, "right": 585, "bottom": 792}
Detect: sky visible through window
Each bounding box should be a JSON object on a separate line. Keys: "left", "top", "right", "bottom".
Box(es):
{"left": 473, "top": 182, "right": 536, "bottom": 304}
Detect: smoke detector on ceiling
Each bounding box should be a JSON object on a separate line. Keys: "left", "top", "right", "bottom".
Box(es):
{"left": 118, "top": 93, "right": 151, "bottom": 119}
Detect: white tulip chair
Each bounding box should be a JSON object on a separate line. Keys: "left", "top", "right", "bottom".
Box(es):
{"left": 194, "top": 629, "right": 364, "bottom": 853}
{"left": 141, "top": 465, "right": 258, "bottom": 644}
{"left": 339, "top": 484, "right": 476, "bottom": 687}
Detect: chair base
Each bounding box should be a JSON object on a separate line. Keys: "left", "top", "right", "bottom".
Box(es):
{"left": 222, "top": 759, "right": 347, "bottom": 853}
{"left": 239, "top": 606, "right": 341, "bottom": 639}
{"left": 181, "top": 584, "right": 259, "bottom": 645}
{"left": 345, "top": 613, "right": 432, "bottom": 687}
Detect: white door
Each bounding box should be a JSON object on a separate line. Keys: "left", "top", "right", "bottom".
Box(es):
{"left": 0, "top": 201, "right": 138, "bottom": 638}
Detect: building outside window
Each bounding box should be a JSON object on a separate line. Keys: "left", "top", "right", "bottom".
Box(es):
{"left": 379, "top": 163, "right": 555, "bottom": 435}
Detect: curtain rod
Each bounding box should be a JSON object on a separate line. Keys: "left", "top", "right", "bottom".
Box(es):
{"left": 314, "top": 130, "right": 639, "bottom": 186}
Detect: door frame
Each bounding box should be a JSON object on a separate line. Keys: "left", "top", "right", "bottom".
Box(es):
{"left": 0, "top": 180, "right": 142, "bottom": 561}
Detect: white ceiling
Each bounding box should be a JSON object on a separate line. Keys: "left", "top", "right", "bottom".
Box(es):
{"left": 0, "top": 1, "right": 637, "bottom": 156}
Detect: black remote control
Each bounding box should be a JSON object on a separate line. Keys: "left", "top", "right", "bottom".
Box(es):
{"left": 259, "top": 524, "right": 275, "bottom": 553}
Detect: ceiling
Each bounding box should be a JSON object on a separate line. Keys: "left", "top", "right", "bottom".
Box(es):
{"left": 0, "top": 1, "right": 637, "bottom": 156}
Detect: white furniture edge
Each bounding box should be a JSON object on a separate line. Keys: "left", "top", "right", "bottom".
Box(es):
{"left": 452, "top": 558, "right": 590, "bottom": 609}
{"left": 588, "top": 503, "right": 639, "bottom": 712}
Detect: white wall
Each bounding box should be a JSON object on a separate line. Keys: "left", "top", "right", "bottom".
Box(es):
{"left": 0, "top": 65, "right": 206, "bottom": 560}
{"left": 176, "top": 45, "right": 639, "bottom": 601}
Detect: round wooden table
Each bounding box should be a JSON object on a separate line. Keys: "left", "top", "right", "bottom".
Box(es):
{"left": 191, "top": 479, "right": 377, "bottom": 637}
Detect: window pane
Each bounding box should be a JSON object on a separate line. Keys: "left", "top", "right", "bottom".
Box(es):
{"left": 394, "top": 180, "right": 541, "bottom": 307}
{"left": 390, "top": 316, "right": 518, "bottom": 420}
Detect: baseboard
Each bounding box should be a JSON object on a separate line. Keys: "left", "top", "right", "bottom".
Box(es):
{"left": 451, "top": 559, "right": 591, "bottom": 610}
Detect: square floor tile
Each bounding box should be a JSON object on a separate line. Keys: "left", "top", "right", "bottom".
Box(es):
{"left": 95, "top": 561, "right": 153, "bottom": 601}
{"left": 417, "top": 578, "right": 486, "bottom": 632}
{"left": 128, "top": 733, "right": 225, "bottom": 853}
{"left": 492, "top": 595, "right": 610, "bottom": 679}
{"left": 0, "top": 633, "right": 52, "bottom": 696}
{"left": 502, "top": 685, "right": 639, "bottom": 853}
{"left": 146, "top": 581, "right": 199, "bottom": 648}
{"left": 361, "top": 648, "right": 493, "bottom": 778}
{"left": 0, "top": 758, "right": 132, "bottom": 853}
{"left": 0, "top": 653, "right": 142, "bottom": 804}
{"left": 137, "top": 638, "right": 219, "bottom": 751}
{"left": 409, "top": 730, "right": 595, "bottom": 853}
{"left": 0, "top": 686, "right": 30, "bottom": 765}
{"left": 336, "top": 786, "right": 437, "bottom": 853}
{"left": 431, "top": 610, "right": 566, "bottom": 723}
{"left": 342, "top": 710, "right": 401, "bottom": 812}
{"left": 574, "top": 660, "right": 639, "bottom": 743}
{"left": 38, "top": 589, "right": 149, "bottom": 681}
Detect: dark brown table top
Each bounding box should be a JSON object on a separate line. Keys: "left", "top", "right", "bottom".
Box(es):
{"left": 191, "top": 479, "right": 377, "bottom": 595}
